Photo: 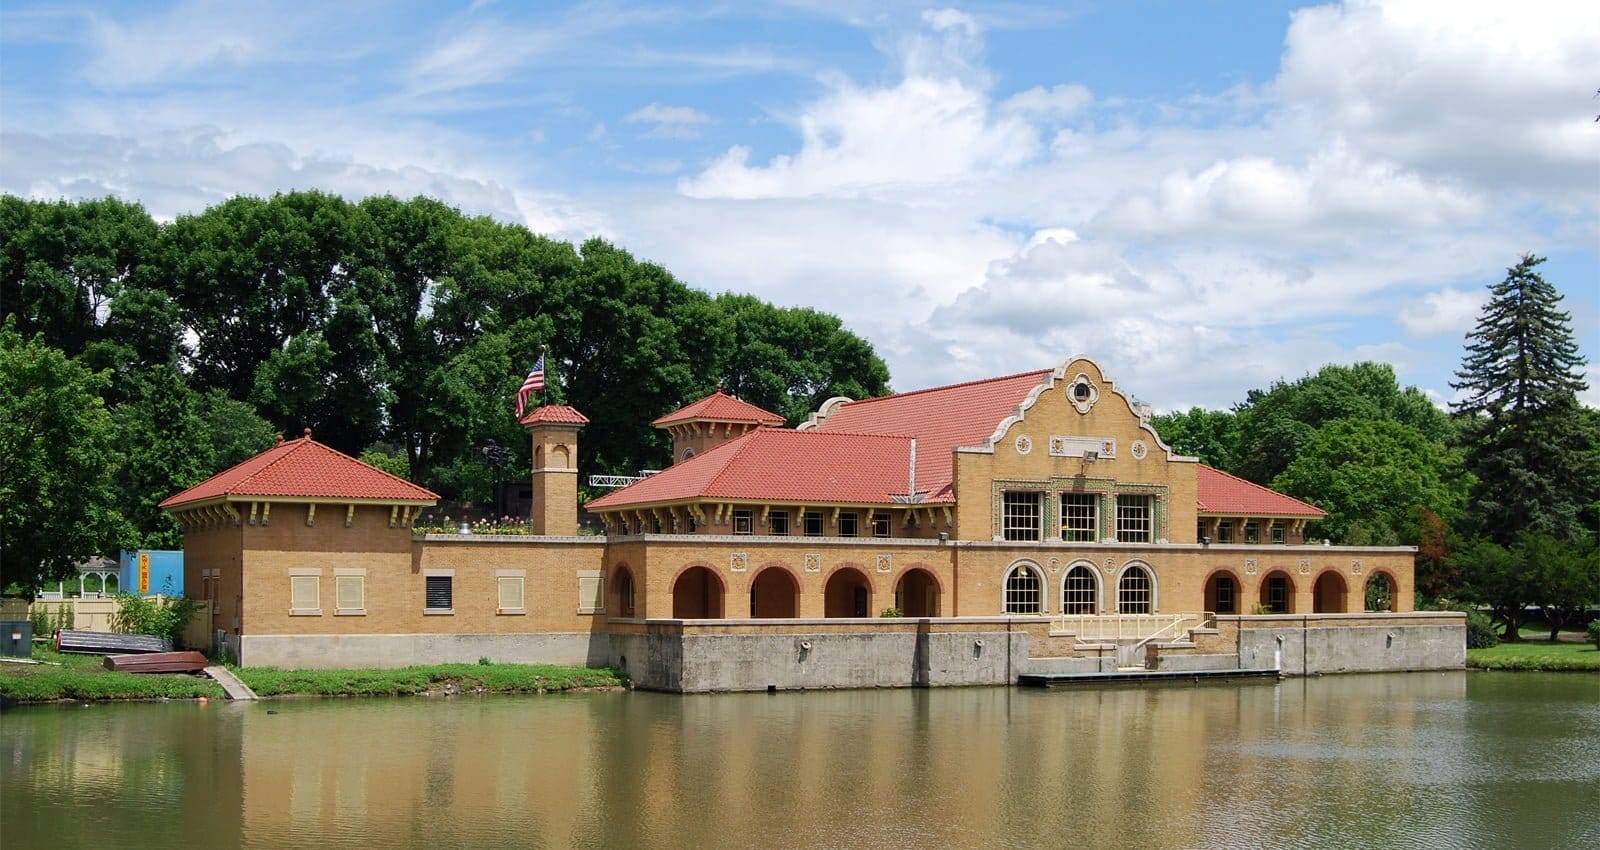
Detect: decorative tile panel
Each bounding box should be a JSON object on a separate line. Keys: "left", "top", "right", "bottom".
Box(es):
{"left": 730, "top": 553, "right": 747, "bottom": 573}
{"left": 1349, "top": 559, "right": 1363, "bottom": 576}
{"left": 875, "top": 554, "right": 892, "bottom": 573}
{"left": 1244, "top": 558, "right": 1258, "bottom": 575}
{"left": 804, "top": 553, "right": 822, "bottom": 573}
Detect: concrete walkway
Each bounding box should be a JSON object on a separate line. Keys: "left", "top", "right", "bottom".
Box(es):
{"left": 203, "top": 666, "right": 259, "bottom": 701}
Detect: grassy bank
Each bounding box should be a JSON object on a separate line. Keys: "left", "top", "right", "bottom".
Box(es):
{"left": 1467, "top": 640, "right": 1600, "bottom": 672}
{"left": 0, "top": 647, "right": 626, "bottom": 703}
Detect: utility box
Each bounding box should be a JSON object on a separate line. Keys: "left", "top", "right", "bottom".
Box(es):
{"left": 0, "top": 622, "right": 32, "bottom": 657}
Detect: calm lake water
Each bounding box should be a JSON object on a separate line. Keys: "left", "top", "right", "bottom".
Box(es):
{"left": 2, "top": 672, "right": 1597, "bottom": 849}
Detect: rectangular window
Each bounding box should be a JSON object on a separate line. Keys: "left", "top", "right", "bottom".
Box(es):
{"left": 870, "top": 512, "right": 892, "bottom": 538}
{"left": 1244, "top": 522, "right": 1259, "bottom": 544}
{"left": 839, "top": 512, "right": 859, "bottom": 537}
{"left": 732, "top": 509, "right": 753, "bottom": 535}
{"left": 1271, "top": 524, "right": 1285, "bottom": 544}
{"left": 1002, "top": 491, "right": 1042, "bottom": 541}
{"left": 1060, "top": 493, "right": 1098, "bottom": 542}
{"left": 769, "top": 511, "right": 789, "bottom": 536}
{"left": 498, "top": 576, "right": 525, "bottom": 614}
{"left": 289, "top": 575, "right": 320, "bottom": 615}
{"left": 334, "top": 575, "right": 364, "bottom": 615}
{"left": 1214, "top": 577, "right": 1236, "bottom": 614}
{"left": 1217, "top": 521, "right": 1234, "bottom": 544}
{"left": 1115, "top": 495, "right": 1152, "bottom": 543}
{"left": 424, "top": 575, "right": 453, "bottom": 613}
{"left": 1267, "top": 575, "right": 1289, "bottom": 613}
{"left": 803, "top": 510, "right": 823, "bottom": 537}
{"left": 576, "top": 571, "right": 603, "bottom": 614}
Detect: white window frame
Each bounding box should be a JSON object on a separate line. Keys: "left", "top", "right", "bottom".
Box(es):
{"left": 1004, "top": 563, "right": 1044, "bottom": 614}
{"left": 769, "top": 510, "right": 789, "bottom": 536}
{"left": 1060, "top": 492, "right": 1098, "bottom": 542}
{"left": 334, "top": 568, "right": 366, "bottom": 616}
{"left": 802, "top": 510, "right": 824, "bottom": 537}
{"left": 1002, "top": 491, "right": 1043, "bottom": 542}
{"left": 1117, "top": 565, "right": 1155, "bottom": 614}
{"left": 1061, "top": 564, "right": 1099, "bottom": 615}
{"left": 732, "top": 509, "right": 754, "bottom": 535}
{"left": 424, "top": 569, "right": 454, "bottom": 615}
{"left": 870, "top": 511, "right": 892, "bottom": 538}
{"left": 1115, "top": 495, "right": 1152, "bottom": 543}
{"left": 497, "top": 569, "right": 526, "bottom": 615}
{"left": 839, "top": 511, "right": 859, "bottom": 538}
{"left": 289, "top": 569, "right": 320, "bottom": 616}
{"left": 1213, "top": 574, "right": 1236, "bottom": 614}
{"left": 576, "top": 570, "right": 604, "bottom": 615}
{"left": 1217, "top": 520, "right": 1234, "bottom": 544}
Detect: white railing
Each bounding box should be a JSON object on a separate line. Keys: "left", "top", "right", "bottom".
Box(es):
{"left": 1050, "top": 611, "right": 1212, "bottom": 645}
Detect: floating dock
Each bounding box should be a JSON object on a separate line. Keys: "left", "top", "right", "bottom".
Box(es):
{"left": 1018, "top": 667, "right": 1280, "bottom": 687}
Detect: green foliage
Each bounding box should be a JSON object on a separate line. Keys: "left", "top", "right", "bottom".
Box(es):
{"left": 0, "top": 649, "right": 225, "bottom": 702}
{"left": 235, "top": 663, "right": 625, "bottom": 696}
{"left": 1456, "top": 531, "right": 1599, "bottom": 643}
{"left": 1587, "top": 619, "right": 1600, "bottom": 651}
{"left": 359, "top": 448, "right": 412, "bottom": 480}
{"left": 1467, "top": 641, "right": 1599, "bottom": 671}
{"left": 113, "top": 366, "right": 214, "bottom": 549}
{"left": 1464, "top": 608, "right": 1500, "bottom": 649}
{"left": 1455, "top": 537, "right": 1528, "bottom": 640}
{"left": 0, "top": 321, "right": 130, "bottom": 591}
{"left": 1150, "top": 407, "right": 1239, "bottom": 469}
{"left": 29, "top": 602, "right": 74, "bottom": 636}
{"left": 880, "top": 607, "right": 904, "bottom": 618}
{"left": 1451, "top": 254, "right": 1595, "bottom": 545}
{"left": 110, "top": 591, "right": 204, "bottom": 646}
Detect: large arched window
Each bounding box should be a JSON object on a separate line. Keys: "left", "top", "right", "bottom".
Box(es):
{"left": 1117, "top": 566, "right": 1153, "bottom": 614}
{"left": 1004, "top": 564, "right": 1043, "bottom": 614}
{"left": 1061, "top": 565, "right": 1098, "bottom": 614}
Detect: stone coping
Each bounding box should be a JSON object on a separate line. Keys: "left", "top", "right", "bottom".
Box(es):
{"left": 415, "top": 532, "right": 1414, "bottom": 554}
{"left": 607, "top": 616, "right": 1045, "bottom": 627}
{"left": 415, "top": 534, "right": 602, "bottom": 544}
{"left": 1219, "top": 611, "right": 1466, "bottom": 623}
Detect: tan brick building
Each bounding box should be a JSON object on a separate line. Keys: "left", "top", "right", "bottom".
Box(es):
{"left": 166, "top": 357, "right": 1445, "bottom": 684}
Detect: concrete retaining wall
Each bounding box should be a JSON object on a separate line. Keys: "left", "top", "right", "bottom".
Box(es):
{"left": 240, "top": 632, "right": 611, "bottom": 669}
{"left": 1233, "top": 614, "right": 1466, "bottom": 675}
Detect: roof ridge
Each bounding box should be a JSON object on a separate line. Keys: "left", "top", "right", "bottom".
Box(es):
{"left": 838, "top": 368, "right": 1053, "bottom": 408}
{"left": 702, "top": 428, "right": 767, "bottom": 494}
{"left": 229, "top": 437, "right": 311, "bottom": 493}
{"left": 1199, "top": 464, "right": 1325, "bottom": 514}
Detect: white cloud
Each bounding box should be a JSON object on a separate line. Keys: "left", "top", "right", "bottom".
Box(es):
{"left": 82, "top": 0, "right": 297, "bottom": 88}
{"left": 1000, "top": 83, "right": 1092, "bottom": 119}
{"left": 1397, "top": 287, "right": 1484, "bottom": 338}
{"left": 625, "top": 103, "right": 713, "bottom": 139}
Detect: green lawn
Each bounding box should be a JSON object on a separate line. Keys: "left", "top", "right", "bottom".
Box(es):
{"left": 1, "top": 646, "right": 625, "bottom": 702}
{"left": 1467, "top": 640, "right": 1600, "bottom": 672}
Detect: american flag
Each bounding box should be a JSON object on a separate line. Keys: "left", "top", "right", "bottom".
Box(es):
{"left": 515, "top": 354, "right": 546, "bottom": 419}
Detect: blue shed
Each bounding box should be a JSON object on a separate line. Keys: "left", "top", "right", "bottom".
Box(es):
{"left": 118, "top": 550, "right": 184, "bottom": 597}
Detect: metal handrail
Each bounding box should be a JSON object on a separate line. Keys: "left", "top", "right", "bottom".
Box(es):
{"left": 1050, "top": 611, "right": 1213, "bottom": 644}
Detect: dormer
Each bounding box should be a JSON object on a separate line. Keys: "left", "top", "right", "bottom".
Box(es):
{"left": 653, "top": 388, "right": 784, "bottom": 464}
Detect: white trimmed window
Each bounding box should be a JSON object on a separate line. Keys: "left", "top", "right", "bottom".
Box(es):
{"left": 732, "top": 509, "right": 753, "bottom": 535}
{"left": 1244, "top": 522, "right": 1259, "bottom": 544}
{"left": 1004, "top": 565, "right": 1043, "bottom": 614}
{"left": 769, "top": 511, "right": 789, "bottom": 536}
{"left": 870, "top": 511, "right": 892, "bottom": 538}
{"left": 1266, "top": 575, "right": 1290, "bottom": 613}
{"left": 577, "top": 570, "right": 604, "bottom": 614}
{"left": 1060, "top": 493, "right": 1098, "bottom": 542}
{"left": 1115, "top": 495, "right": 1152, "bottom": 543}
{"left": 289, "top": 573, "right": 320, "bottom": 615}
{"left": 1271, "top": 524, "right": 1285, "bottom": 544}
{"left": 1217, "top": 521, "right": 1233, "bottom": 543}
{"left": 1002, "top": 491, "right": 1043, "bottom": 541}
{"left": 424, "top": 572, "right": 454, "bottom": 614}
{"left": 1214, "top": 575, "right": 1236, "bottom": 614}
{"left": 1118, "top": 567, "right": 1153, "bottom": 614}
{"left": 1062, "top": 566, "right": 1098, "bottom": 614}
{"left": 498, "top": 573, "right": 526, "bottom": 614}
{"left": 839, "top": 512, "right": 859, "bottom": 537}
{"left": 803, "top": 510, "right": 823, "bottom": 536}
{"left": 334, "top": 571, "right": 365, "bottom": 615}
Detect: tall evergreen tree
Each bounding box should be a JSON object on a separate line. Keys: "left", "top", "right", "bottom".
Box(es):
{"left": 1450, "top": 254, "right": 1595, "bottom": 544}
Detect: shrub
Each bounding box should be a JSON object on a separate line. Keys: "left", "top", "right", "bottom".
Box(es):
{"left": 110, "top": 592, "right": 204, "bottom": 646}
{"left": 880, "top": 607, "right": 904, "bottom": 618}
{"left": 1465, "top": 608, "right": 1500, "bottom": 649}
{"left": 1587, "top": 619, "right": 1600, "bottom": 651}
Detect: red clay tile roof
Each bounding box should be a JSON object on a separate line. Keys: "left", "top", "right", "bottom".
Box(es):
{"left": 653, "top": 390, "right": 784, "bottom": 427}
{"left": 1196, "top": 465, "right": 1326, "bottom": 517}
{"left": 520, "top": 404, "right": 590, "bottom": 426}
{"left": 158, "top": 432, "right": 438, "bottom": 509}
{"left": 810, "top": 369, "right": 1053, "bottom": 500}
{"left": 588, "top": 429, "right": 919, "bottom": 509}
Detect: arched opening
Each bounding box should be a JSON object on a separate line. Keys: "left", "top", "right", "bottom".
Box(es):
{"left": 1061, "top": 565, "right": 1098, "bottom": 614}
{"left": 1313, "top": 571, "right": 1347, "bottom": 613}
{"left": 552, "top": 444, "right": 570, "bottom": 467}
{"left": 895, "top": 569, "right": 941, "bottom": 617}
{"left": 611, "top": 566, "right": 637, "bottom": 617}
{"left": 824, "top": 568, "right": 872, "bottom": 617}
{"left": 1117, "top": 565, "right": 1154, "bottom": 614}
{"left": 533, "top": 445, "right": 545, "bottom": 468}
{"left": 1365, "top": 572, "right": 1395, "bottom": 612}
{"left": 672, "top": 566, "right": 724, "bottom": 619}
{"left": 1204, "top": 570, "right": 1240, "bottom": 615}
{"left": 749, "top": 567, "right": 799, "bottom": 618}
{"left": 1260, "top": 571, "right": 1295, "bottom": 614}
{"left": 1004, "top": 563, "right": 1043, "bottom": 614}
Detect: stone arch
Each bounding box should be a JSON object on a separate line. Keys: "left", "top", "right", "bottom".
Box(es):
{"left": 552, "top": 444, "right": 570, "bottom": 467}
{"left": 749, "top": 565, "right": 800, "bottom": 618}
{"left": 1059, "top": 560, "right": 1101, "bottom": 615}
{"left": 533, "top": 445, "right": 545, "bottom": 468}
{"left": 1313, "top": 570, "right": 1347, "bottom": 613}
{"left": 611, "top": 564, "right": 637, "bottom": 617}
{"left": 1203, "top": 568, "right": 1242, "bottom": 615}
{"left": 824, "top": 566, "right": 872, "bottom": 618}
{"left": 671, "top": 564, "right": 725, "bottom": 619}
{"left": 1003, "top": 560, "right": 1046, "bottom": 614}
{"left": 1259, "top": 570, "right": 1295, "bottom": 614}
{"left": 895, "top": 568, "right": 942, "bottom": 617}
{"left": 1365, "top": 570, "right": 1396, "bottom": 612}
{"left": 1115, "top": 561, "right": 1156, "bottom": 614}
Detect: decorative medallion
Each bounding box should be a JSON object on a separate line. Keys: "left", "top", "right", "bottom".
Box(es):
{"left": 804, "top": 553, "right": 822, "bottom": 573}
{"left": 730, "top": 553, "right": 747, "bottom": 573}
{"left": 1014, "top": 434, "right": 1033, "bottom": 455}
{"left": 1068, "top": 373, "right": 1099, "bottom": 415}
{"left": 875, "top": 554, "right": 893, "bottom": 573}
{"left": 1048, "top": 557, "right": 1061, "bottom": 573}
{"left": 1350, "top": 559, "right": 1363, "bottom": 576}
{"left": 1244, "top": 558, "right": 1258, "bottom": 575}
{"left": 1298, "top": 559, "right": 1312, "bottom": 576}
{"left": 1130, "top": 440, "right": 1148, "bottom": 460}
{"left": 1103, "top": 557, "right": 1116, "bottom": 575}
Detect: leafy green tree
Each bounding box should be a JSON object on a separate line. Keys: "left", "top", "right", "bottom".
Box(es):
{"left": 0, "top": 322, "right": 130, "bottom": 592}
{"left": 359, "top": 448, "right": 412, "bottom": 480}
{"left": 1455, "top": 537, "right": 1529, "bottom": 641}
{"left": 1272, "top": 419, "right": 1468, "bottom": 544}
{"left": 197, "top": 389, "right": 277, "bottom": 469}
{"left": 113, "top": 366, "right": 215, "bottom": 549}
{"left": 1521, "top": 531, "right": 1599, "bottom": 641}
{"left": 1451, "top": 254, "right": 1595, "bottom": 545}
{"left": 1150, "top": 407, "right": 1239, "bottom": 469}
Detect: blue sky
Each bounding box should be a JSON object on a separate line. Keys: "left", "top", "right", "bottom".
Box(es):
{"left": 3, "top": 0, "right": 1596, "bottom": 411}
